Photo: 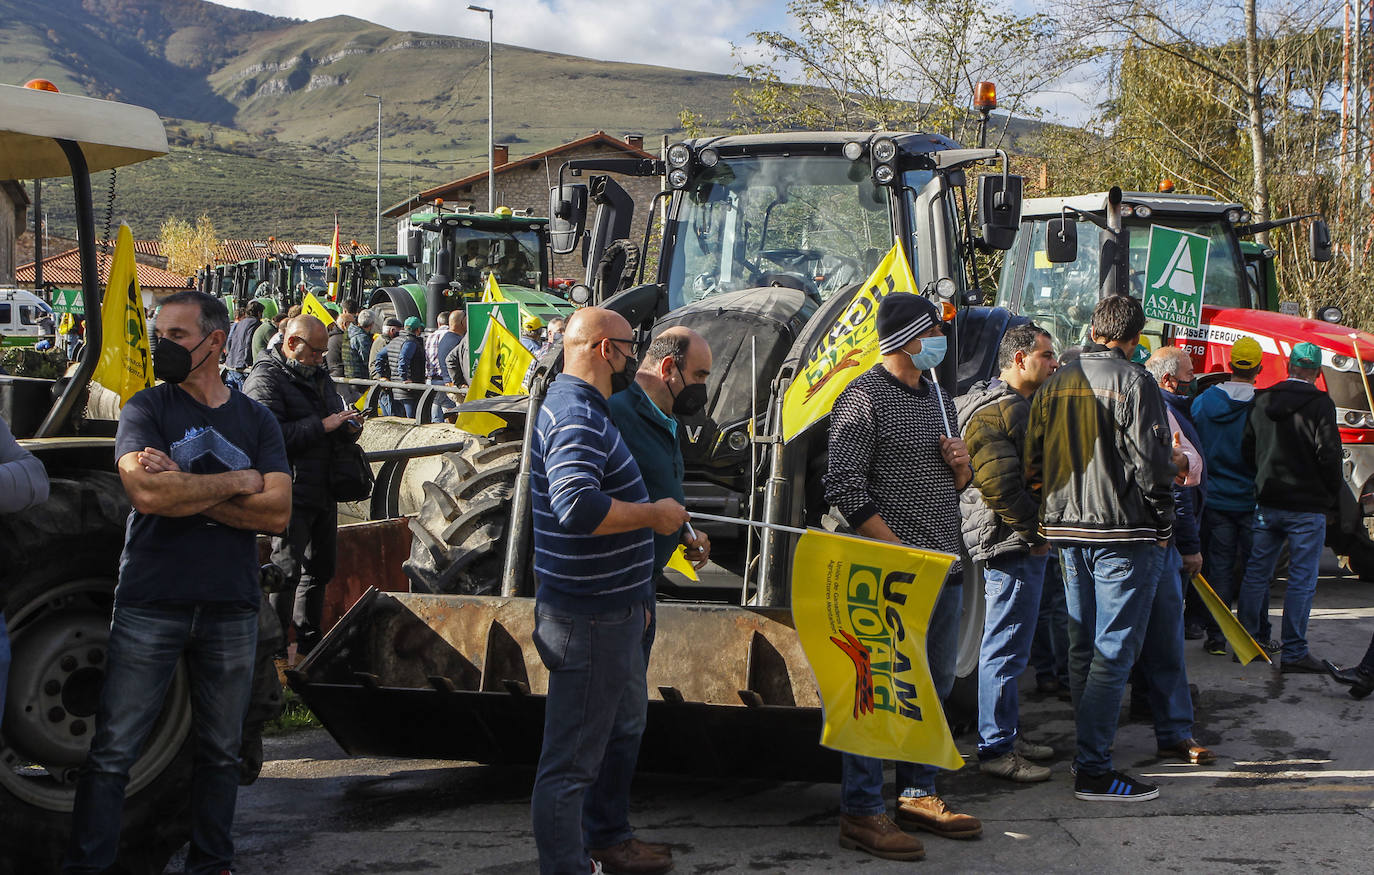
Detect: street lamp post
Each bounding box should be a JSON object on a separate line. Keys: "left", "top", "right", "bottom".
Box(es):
{"left": 468, "top": 5, "right": 494, "bottom": 213}
{"left": 363, "top": 93, "right": 382, "bottom": 252}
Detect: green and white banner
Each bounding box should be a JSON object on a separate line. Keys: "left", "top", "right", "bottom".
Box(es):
{"left": 1143, "top": 225, "right": 1208, "bottom": 328}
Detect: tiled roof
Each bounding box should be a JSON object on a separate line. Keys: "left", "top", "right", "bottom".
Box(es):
{"left": 15, "top": 248, "right": 193, "bottom": 291}
{"left": 383, "top": 132, "right": 655, "bottom": 218}
{"left": 214, "top": 239, "right": 374, "bottom": 263}
{"left": 133, "top": 239, "right": 163, "bottom": 257}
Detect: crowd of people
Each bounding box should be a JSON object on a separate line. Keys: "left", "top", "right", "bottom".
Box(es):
{"left": 7, "top": 284, "right": 1372, "bottom": 874}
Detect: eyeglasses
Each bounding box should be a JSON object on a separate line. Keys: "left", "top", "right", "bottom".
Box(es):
{"left": 293, "top": 337, "right": 327, "bottom": 355}
{"left": 605, "top": 335, "right": 644, "bottom": 358}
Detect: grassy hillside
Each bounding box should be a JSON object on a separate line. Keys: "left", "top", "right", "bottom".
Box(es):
{"left": 3, "top": 1, "right": 1052, "bottom": 248}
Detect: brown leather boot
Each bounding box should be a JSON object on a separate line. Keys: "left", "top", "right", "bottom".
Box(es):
{"left": 896, "top": 795, "right": 983, "bottom": 839}
{"left": 588, "top": 837, "right": 674, "bottom": 875}
{"left": 838, "top": 813, "right": 925, "bottom": 861}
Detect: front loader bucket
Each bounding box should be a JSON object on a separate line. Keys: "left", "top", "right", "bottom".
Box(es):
{"left": 290, "top": 591, "right": 840, "bottom": 782}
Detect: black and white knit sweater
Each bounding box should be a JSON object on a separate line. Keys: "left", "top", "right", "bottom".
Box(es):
{"left": 823, "top": 364, "right": 964, "bottom": 578}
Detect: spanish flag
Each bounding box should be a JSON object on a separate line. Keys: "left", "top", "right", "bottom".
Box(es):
{"left": 791, "top": 529, "right": 962, "bottom": 768}
{"left": 327, "top": 214, "right": 341, "bottom": 299}
{"left": 779, "top": 241, "right": 918, "bottom": 442}
{"left": 91, "top": 224, "right": 152, "bottom": 406}
{"left": 455, "top": 315, "right": 534, "bottom": 436}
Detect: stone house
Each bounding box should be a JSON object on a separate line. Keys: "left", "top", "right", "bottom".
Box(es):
{"left": 383, "top": 132, "right": 662, "bottom": 281}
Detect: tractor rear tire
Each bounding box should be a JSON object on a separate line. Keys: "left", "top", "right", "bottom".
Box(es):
{"left": 404, "top": 437, "right": 523, "bottom": 595}
{"left": 0, "top": 472, "right": 194, "bottom": 875}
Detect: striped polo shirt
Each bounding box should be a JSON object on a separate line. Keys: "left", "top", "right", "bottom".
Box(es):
{"left": 531, "top": 374, "right": 654, "bottom": 613}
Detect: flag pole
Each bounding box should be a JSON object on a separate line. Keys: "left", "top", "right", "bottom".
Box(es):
{"left": 691, "top": 511, "right": 808, "bottom": 537}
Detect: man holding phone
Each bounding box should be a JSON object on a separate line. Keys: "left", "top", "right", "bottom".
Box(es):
{"left": 244, "top": 315, "right": 364, "bottom": 664}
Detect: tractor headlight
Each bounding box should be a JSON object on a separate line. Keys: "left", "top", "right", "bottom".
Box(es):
{"left": 727, "top": 430, "right": 750, "bottom": 452}
{"left": 872, "top": 138, "right": 897, "bottom": 163}
{"left": 873, "top": 164, "right": 895, "bottom": 184}
{"left": 667, "top": 143, "right": 691, "bottom": 168}
{"left": 698, "top": 147, "right": 720, "bottom": 167}
{"left": 1134, "top": 205, "right": 1153, "bottom": 219}
{"left": 843, "top": 141, "right": 865, "bottom": 161}
{"left": 668, "top": 168, "right": 690, "bottom": 189}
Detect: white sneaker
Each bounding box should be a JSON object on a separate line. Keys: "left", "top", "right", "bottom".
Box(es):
{"left": 1015, "top": 736, "right": 1054, "bottom": 761}
{"left": 980, "top": 752, "right": 1052, "bottom": 783}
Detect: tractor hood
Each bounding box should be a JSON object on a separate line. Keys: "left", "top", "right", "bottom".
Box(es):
{"left": 1194, "top": 306, "right": 1374, "bottom": 360}
{"left": 653, "top": 286, "right": 816, "bottom": 485}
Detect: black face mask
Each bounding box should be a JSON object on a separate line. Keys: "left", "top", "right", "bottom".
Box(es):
{"left": 669, "top": 360, "right": 708, "bottom": 416}
{"left": 610, "top": 351, "right": 638, "bottom": 394}
{"left": 153, "top": 333, "right": 212, "bottom": 385}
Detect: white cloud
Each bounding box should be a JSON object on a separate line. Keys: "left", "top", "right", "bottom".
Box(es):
{"left": 215, "top": 0, "right": 1099, "bottom": 124}
{"left": 216, "top": 0, "right": 779, "bottom": 76}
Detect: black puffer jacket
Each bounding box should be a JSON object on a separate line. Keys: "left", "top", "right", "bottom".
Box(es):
{"left": 1026, "top": 344, "right": 1176, "bottom": 544}
{"left": 957, "top": 379, "right": 1045, "bottom": 561}
{"left": 242, "top": 348, "right": 357, "bottom": 509}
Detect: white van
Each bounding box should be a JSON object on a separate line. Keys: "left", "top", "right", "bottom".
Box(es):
{"left": 0, "top": 286, "right": 56, "bottom": 346}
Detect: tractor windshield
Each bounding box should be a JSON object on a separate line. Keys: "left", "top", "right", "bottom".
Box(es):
{"left": 356, "top": 259, "right": 418, "bottom": 290}
{"left": 665, "top": 155, "right": 894, "bottom": 309}
{"left": 421, "top": 226, "right": 544, "bottom": 294}
{"left": 1002, "top": 216, "right": 1247, "bottom": 349}
{"left": 292, "top": 255, "right": 329, "bottom": 293}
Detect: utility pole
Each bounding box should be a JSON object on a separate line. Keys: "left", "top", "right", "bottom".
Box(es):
{"left": 364, "top": 93, "right": 383, "bottom": 253}
{"left": 469, "top": 5, "right": 494, "bottom": 212}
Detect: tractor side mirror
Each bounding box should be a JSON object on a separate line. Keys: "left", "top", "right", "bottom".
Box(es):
{"left": 257, "top": 257, "right": 270, "bottom": 280}
{"left": 978, "top": 173, "right": 1023, "bottom": 251}
{"left": 406, "top": 229, "right": 423, "bottom": 264}
{"left": 1311, "top": 219, "right": 1333, "bottom": 263}
{"left": 326, "top": 266, "right": 339, "bottom": 284}
{"left": 550, "top": 183, "right": 589, "bottom": 255}
{"left": 1046, "top": 217, "right": 1079, "bottom": 263}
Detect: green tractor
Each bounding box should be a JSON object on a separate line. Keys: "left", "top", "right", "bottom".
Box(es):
{"left": 381, "top": 207, "right": 573, "bottom": 329}
{"left": 200, "top": 248, "right": 331, "bottom": 319}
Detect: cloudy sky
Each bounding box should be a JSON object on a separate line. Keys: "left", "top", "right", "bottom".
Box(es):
{"left": 216, "top": 0, "right": 1094, "bottom": 122}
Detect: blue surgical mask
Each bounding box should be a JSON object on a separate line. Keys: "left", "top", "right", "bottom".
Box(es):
{"left": 909, "top": 335, "right": 947, "bottom": 371}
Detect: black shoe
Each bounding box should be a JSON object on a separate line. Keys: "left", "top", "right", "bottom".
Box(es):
{"left": 1260, "top": 639, "right": 1282, "bottom": 655}
{"left": 1184, "top": 621, "right": 1205, "bottom": 640}
{"left": 1074, "top": 769, "right": 1159, "bottom": 802}
{"left": 1280, "top": 654, "right": 1326, "bottom": 674}
{"left": 1323, "top": 659, "right": 1360, "bottom": 685}
{"left": 1352, "top": 669, "right": 1374, "bottom": 700}
{"left": 1035, "top": 676, "right": 1061, "bottom": 695}
{"left": 1203, "top": 636, "right": 1227, "bottom": 656}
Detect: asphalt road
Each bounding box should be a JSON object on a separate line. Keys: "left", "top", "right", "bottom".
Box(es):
{"left": 218, "top": 572, "right": 1374, "bottom": 874}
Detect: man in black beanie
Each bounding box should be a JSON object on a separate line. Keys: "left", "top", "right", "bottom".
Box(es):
{"left": 823, "top": 291, "right": 981, "bottom": 862}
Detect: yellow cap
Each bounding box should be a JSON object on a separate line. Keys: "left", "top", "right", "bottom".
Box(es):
{"left": 1230, "top": 337, "right": 1262, "bottom": 369}
{"left": 524, "top": 315, "right": 544, "bottom": 331}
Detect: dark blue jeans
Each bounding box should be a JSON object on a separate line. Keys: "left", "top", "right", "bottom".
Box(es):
{"left": 1237, "top": 506, "right": 1326, "bottom": 661}
{"left": 840, "top": 581, "right": 962, "bottom": 813}
{"left": 977, "top": 551, "right": 1048, "bottom": 759}
{"left": 531, "top": 599, "right": 646, "bottom": 875}
{"left": 64, "top": 603, "right": 257, "bottom": 875}
{"left": 1134, "top": 547, "right": 1194, "bottom": 748}
{"left": 394, "top": 396, "right": 419, "bottom": 419}
{"left": 1060, "top": 542, "right": 1162, "bottom": 776}
{"left": 1200, "top": 507, "right": 1254, "bottom": 637}
{"left": 583, "top": 602, "right": 654, "bottom": 850}
{"left": 1030, "top": 553, "right": 1069, "bottom": 686}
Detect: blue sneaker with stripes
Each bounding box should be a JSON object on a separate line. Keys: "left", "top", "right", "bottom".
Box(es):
{"left": 1073, "top": 769, "right": 1159, "bottom": 802}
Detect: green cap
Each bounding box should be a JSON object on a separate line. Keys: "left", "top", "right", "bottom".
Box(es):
{"left": 1290, "top": 341, "right": 1322, "bottom": 370}
{"left": 404, "top": 316, "right": 423, "bottom": 332}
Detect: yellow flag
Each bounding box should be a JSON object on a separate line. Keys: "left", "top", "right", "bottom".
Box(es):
{"left": 1192, "top": 574, "right": 1270, "bottom": 665}
{"left": 301, "top": 291, "right": 334, "bottom": 325}
{"left": 780, "top": 240, "right": 918, "bottom": 442}
{"left": 791, "top": 529, "right": 962, "bottom": 768}
{"left": 327, "top": 216, "right": 340, "bottom": 299}
{"left": 664, "top": 545, "right": 700, "bottom": 581}
{"left": 455, "top": 317, "right": 534, "bottom": 436}
{"left": 481, "top": 273, "right": 506, "bottom": 304}
{"left": 91, "top": 224, "right": 152, "bottom": 406}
